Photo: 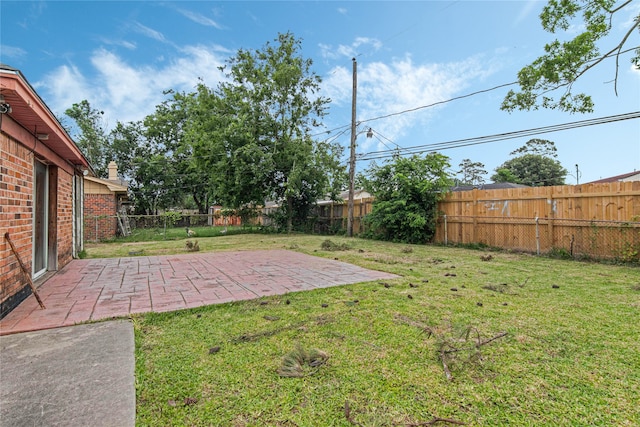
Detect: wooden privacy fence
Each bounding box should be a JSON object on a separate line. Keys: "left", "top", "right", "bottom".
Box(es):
{"left": 313, "top": 197, "right": 374, "bottom": 234}
{"left": 434, "top": 181, "right": 640, "bottom": 259}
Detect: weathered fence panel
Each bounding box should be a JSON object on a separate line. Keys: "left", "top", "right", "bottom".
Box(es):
{"left": 435, "top": 182, "right": 640, "bottom": 259}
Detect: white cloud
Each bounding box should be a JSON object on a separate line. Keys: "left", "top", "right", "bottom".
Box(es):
{"left": 620, "top": 0, "right": 640, "bottom": 28}
{"left": 17, "top": 1, "right": 47, "bottom": 30}
{"left": 513, "top": 0, "right": 539, "bottom": 27}
{"left": 322, "top": 66, "right": 352, "bottom": 104}
{"left": 177, "top": 8, "right": 223, "bottom": 29}
{"left": 34, "top": 64, "right": 92, "bottom": 115}
{"left": 132, "top": 22, "right": 166, "bottom": 43}
{"left": 0, "top": 45, "right": 27, "bottom": 59}
{"left": 322, "top": 54, "right": 496, "bottom": 153}
{"left": 337, "top": 7, "right": 348, "bottom": 15}
{"left": 38, "top": 45, "right": 228, "bottom": 127}
{"left": 320, "top": 37, "right": 382, "bottom": 60}
{"left": 99, "top": 38, "right": 137, "bottom": 50}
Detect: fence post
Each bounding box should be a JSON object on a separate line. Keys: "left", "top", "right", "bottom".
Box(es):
{"left": 472, "top": 189, "right": 478, "bottom": 243}
{"left": 444, "top": 214, "right": 448, "bottom": 246}
{"left": 535, "top": 216, "right": 540, "bottom": 255}
{"left": 548, "top": 186, "right": 555, "bottom": 249}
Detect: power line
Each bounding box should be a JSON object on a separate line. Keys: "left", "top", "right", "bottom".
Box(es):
{"left": 360, "top": 81, "right": 519, "bottom": 126}
{"left": 317, "top": 46, "right": 639, "bottom": 142}
{"left": 112, "top": 111, "right": 639, "bottom": 169}
{"left": 311, "top": 80, "right": 519, "bottom": 138}
{"left": 359, "top": 111, "right": 640, "bottom": 161}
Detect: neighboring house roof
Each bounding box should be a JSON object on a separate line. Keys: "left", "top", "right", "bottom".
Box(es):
{"left": 0, "top": 63, "right": 92, "bottom": 172}
{"left": 586, "top": 171, "right": 640, "bottom": 184}
{"left": 451, "top": 183, "right": 530, "bottom": 192}
{"left": 84, "top": 176, "right": 129, "bottom": 193}
{"left": 317, "top": 189, "right": 372, "bottom": 206}
{"left": 262, "top": 189, "right": 373, "bottom": 209}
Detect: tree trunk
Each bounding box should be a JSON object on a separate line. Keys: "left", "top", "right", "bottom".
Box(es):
{"left": 287, "top": 195, "right": 293, "bottom": 234}
{"left": 193, "top": 192, "right": 207, "bottom": 214}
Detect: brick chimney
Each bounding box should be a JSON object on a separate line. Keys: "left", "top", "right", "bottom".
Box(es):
{"left": 108, "top": 161, "right": 118, "bottom": 181}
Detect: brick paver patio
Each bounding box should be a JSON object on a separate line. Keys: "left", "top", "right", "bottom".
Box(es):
{"left": 0, "top": 250, "right": 398, "bottom": 335}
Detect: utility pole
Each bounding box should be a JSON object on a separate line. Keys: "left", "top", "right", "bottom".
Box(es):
{"left": 347, "top": 58, "right": 357, "bottom": 237}
{"left": 575, "top": 164, "right": 580, "bottom": 185}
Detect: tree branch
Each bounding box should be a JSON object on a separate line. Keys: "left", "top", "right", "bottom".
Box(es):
{"left": 609, "top": 0, "right": 633, "bottom": 14}
{"left": 395, "top": 314, "right": 434, "bottom": 337}
{"left": 477, "top": 331, "right": 509, "bottom": 348}
{"left": 442, "top": 331, "right": 508, "bottom": 355}
{"left": 344, "top": 401, "right": 364, "bottom": 427}
{"left": 404, "top": 418, "right": 466, "bottom": 426}
{"left": 572, "top": 19, "right": 639, "bottom": 85}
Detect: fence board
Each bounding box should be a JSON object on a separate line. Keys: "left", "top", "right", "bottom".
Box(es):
{"left": 438, "top": 182, "right": 639, "bottom": 222}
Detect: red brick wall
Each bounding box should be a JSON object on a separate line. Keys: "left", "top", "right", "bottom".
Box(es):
{"left": 57, "top": 169, "right": 74, "bottom": 266}
{"left": 1, "top": 133, "right": 35, "bottom": 311}
{"left": 84, "top": 194, "right": 118, "bottom": 241}
{"left": 1, "top": 132, "right": 79, "bottom": 318}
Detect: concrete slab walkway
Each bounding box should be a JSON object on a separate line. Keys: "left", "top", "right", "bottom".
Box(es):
{"left": 0, "top": 250, "right": 398, "bottom": 335}
{"left": 0, "top": 320, "right": 135, "bottom": 427}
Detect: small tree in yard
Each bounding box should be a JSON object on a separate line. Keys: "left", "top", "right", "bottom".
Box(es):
{"left": 363, "top": 153, "right": 453, "bottom": 244}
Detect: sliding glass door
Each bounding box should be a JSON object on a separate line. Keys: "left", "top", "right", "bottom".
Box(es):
{"left": 33, "top": 160, "right": 48, "bottom": 278}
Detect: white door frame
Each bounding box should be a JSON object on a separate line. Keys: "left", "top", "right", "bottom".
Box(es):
{"left": 33, "top": 159, "right": 48, "bottom": 278}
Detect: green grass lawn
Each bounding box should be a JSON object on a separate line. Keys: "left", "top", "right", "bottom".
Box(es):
{"left": 97, "top": 225, "right": 252, "bottom": 244}
{"left": 86, "top": 234, "right": 640, "bottom": 426}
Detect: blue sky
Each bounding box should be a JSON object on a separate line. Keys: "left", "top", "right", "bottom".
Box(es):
{"left": 1, "top": 0, "right": 639, "bottom": 183}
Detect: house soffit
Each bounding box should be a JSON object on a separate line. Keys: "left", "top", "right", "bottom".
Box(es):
{"left": 1, "top": 68, "right": 91, "bottom": 169}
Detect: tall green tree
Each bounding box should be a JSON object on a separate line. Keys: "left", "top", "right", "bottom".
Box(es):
{"left": 502, "top": 0, "right": 639, "bottom": 113}
{"left": 186, "top": 32, "right": 341, "bottom": 231}
{"left": 142, "top": 91, "right": 212, "bottom": 214}
{"left": 491, "top": 139, "right": 567, "bottom": 186}
{"left": 363, "top": 153, "right": 453, "bottom": 244}
{"left": 64, "top": 100, "right": 109, "bottom": 176}
{"left": 106, "top": 120, "right": 143, "bottom": 181}
{"left": 457, "top": 159, "right": 487, "bottom": 186}
{"left": 509, "top": 138, "right": 559, "bottom": 158}
{"left": 104, "top": 120, "right": 168, "bottom": 215}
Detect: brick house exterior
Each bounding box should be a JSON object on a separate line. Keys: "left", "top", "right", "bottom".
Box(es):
{"left": 1, "top": 64, "right": 91, "bottom": 319}
{"left": 84, "top": 161, "right": 129, "bottom": 241}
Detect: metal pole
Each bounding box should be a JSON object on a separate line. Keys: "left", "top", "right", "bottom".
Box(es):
{"left": 535, "top": 217, "right": 540, "bottom": 255}
{"left": 347, "top": 58, "right": 357, "bottom": 237}
{"left": 444, "top": 214, "right": 448, "bottom": 246}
